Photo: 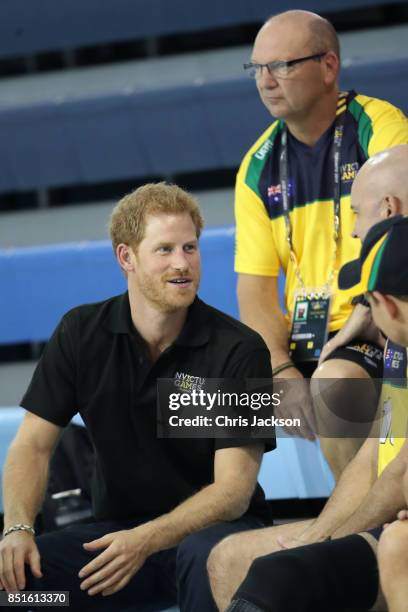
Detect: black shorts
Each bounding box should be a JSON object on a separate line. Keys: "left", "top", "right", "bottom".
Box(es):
{"left": 367, "top": 526, "right": 383, "bottom": 540}
{"left": 296, "top": 335, "right": 383, "bottom": 380}
{"left": 231, "top": 532, "right": 381, "bottom": 612}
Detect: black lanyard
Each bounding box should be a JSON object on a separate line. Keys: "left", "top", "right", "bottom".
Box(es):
{"left": 279, "top": 104, "right": 346, "bottom": 293}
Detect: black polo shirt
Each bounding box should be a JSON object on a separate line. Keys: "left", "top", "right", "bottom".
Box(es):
{"left": 21, "top": 293, "right": 275, "bottom": 523}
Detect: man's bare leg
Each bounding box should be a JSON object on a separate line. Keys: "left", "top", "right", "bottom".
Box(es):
{"left": 312, "top": 359, "right": 378, "bottom": 480}
{"left": 207, "top": 519, "right": 313, "bottom": 611}
{"left": 378, "top": 520, "right": 408, "bottom": 612}
{"left": 319, "top": 436, "right": 367, "bottom": 482}
{"left": 223, "top": 530, "right": 383, "bottom": 612}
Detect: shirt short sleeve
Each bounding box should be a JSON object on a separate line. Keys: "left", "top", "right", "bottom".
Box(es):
{"left": 365, "top": 99, "right": 408, "bottom": 157}
{"left": 234, "top": 161, "right": 281, "bottom": 277}
{"left": 21, "top": 311, "right": 78, "bottom": 427}
{"left": 216, "top": 337, "right": 276, "bottom": 452}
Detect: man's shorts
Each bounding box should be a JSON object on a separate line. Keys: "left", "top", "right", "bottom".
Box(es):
{"left": 228, "top": 529, "right": 383, "bottom": 612}
{"left": 296, "top": 335, "right": 384, "bottom": 380}
{"left": 366, "top": 526, "right": 383, "bottom": 540}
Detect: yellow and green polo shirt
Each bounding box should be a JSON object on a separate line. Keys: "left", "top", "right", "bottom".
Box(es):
{"left": 378, "top": 341, "right": 408, "bottom": 476}
{"left": 235, "top": 91, "right": 408, "bottom": 331}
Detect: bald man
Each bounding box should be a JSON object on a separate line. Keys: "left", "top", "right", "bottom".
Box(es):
{"left": 235, "top": 9, "right": 408, "bottom": 476}
{"left": 364, "top": 160, "right": 408, "bottom": 612}
{"left": 209, "top": 145, "right": 408, "bottom": 611}
{"left": 320, "top": 143, "right": 408, "bottom": 340}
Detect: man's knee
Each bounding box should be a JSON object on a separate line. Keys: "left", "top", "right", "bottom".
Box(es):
{"left": 207, "top": 533, "right": 237, "bottom": 582}
{"left": 311, "top": 358, "right": 377, "bottom": 435}
{"left": 207, "top": 531, "right": 257, "bottom": 609}
{"left": 233, "top": 535, "right": 379, "bottom": 612}
{"left": 232, "top": 548, "right": 313, "bottom": 611}
{"left": 207, "top": 522, "right": 312, "bottom": 586}
{"left": 378, "top": 521, "right": 408, "bottom": 568}
{"left": 314, "top": 353, "right": 374, "bottom": 377}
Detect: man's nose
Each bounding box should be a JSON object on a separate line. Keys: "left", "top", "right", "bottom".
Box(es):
{"left": 257, "top": 65, "right": 278, "bottom": 88}
{"left": 170, "top": 250, "right": 189, "bottom": 271}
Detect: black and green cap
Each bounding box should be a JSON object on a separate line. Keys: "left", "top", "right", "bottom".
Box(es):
{"left": 338, "top": 215, "right": 408, "bottom": 296}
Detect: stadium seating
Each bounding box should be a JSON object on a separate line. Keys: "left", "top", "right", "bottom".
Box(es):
{"left": 0, "top": 55, "right": 407, "bottom": 194}
{"left": 0, "top": 189, "right": 234, "bottom": 249}
{"left": 0, "top": 227, "right": 237, "bottom": 344}
{"left": 0, "top": 0, "right": 405, "bottom": 58}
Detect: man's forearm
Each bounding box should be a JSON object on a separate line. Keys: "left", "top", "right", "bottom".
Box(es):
{"left": 237, "top": 276, "right": 290, "bottom": 365}
{"left": 333, "top": 445, "right": 408, "bottom": 537}
{"left": 3, "top": 444, "right": 50, "bottom": 529}
{"left": 299, "top": 437, "right": 377, "bottom": 541}
{"left": 245, "top": 308, "right": 289, "bottom": 366}
{"left": 140, "top": 480, "right": 251, "bottom": 555}
{"left": 327, "top": 305, "right": 372, "bottom": 351}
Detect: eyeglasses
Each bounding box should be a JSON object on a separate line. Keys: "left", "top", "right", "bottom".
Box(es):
{"left": 243, "top": 52, "right": 327, "bottom": 79}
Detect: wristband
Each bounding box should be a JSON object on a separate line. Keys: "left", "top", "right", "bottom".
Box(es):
{"left": 3, "top": 524, "right": 35, "bottom": 537}
{"left": 272, "top": 360, "right": 294, "bottom": 376}
{"left": 351, "top": 294, "right": 370, "bottom": 308}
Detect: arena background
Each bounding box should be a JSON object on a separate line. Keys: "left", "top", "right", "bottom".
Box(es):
{"left": 1, "top": 0, "right": 408, "bottom": 545}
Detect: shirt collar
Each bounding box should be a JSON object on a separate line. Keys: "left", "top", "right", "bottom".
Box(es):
{"left": 104, "top": 292, "right": 210, "bottom": 347}
{"left": 103, "top": 291, "right": 134, "bottom": 334}
{"left": 173, "top": 297, "right": 211, "bottom": 347}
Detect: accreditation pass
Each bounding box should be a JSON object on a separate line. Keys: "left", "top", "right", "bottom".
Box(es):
{"left": 0, "top": 591, "right": 69, "bottom": 606}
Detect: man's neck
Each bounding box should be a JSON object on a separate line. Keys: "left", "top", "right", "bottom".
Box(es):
{"left": 128, "top": 287, "right": 189, "bottom": 362}
{"left": 285, "top": 90, "right": 340, "bottom": 147}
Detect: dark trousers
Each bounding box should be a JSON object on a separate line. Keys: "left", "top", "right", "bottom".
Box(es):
{"left": 19, "top": 515, "right": 263, "bottom": 612}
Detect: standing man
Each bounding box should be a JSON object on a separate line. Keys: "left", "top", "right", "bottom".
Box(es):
{"left": 0, "top": 183, "right": 274, "bottom": 611}
{"left": 236, "top": 9, "right": 408, "bottom": 477}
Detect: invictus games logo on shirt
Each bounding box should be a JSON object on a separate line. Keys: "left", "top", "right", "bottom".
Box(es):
{"left": 347, "top": 342, "right": 383, "bottom": 368}
{"left": 341, "top": 162, "right": 359, "bottom": 183}
{"left": 174, "top": 372, "right": 206, "bottom": 393}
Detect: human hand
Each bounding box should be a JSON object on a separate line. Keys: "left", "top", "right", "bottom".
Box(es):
{"left": 0, "top": 531, "right": 42, "bottom": 592}
{"left": 318, "top": 338, "right": 340, "bottom": 366}
{"left": 397, "top": 509, "right": 408, "bottom": 521}
{"left": 79, "top": 526, "right": 153, "bottom": 596}
{"left": 318, "top": 305, "right": 379, "bottom": 367}
{"left": 383, "top": 509, "right": 408, "bottom": 530}
{"left": 276, "top": 530, "right": 327, "bottom": 550}
{"left": 274, "top": 367, "right": 316, "bottom": 440}
{"left": 276, "top": 534, "right": 307, "bottom": 550}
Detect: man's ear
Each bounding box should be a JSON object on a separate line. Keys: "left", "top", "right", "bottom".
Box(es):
{"left": 116, "top": 243, "right": 134, "bottom": 273}
{"left": 382, "top": 194, "right": 402, "bottom": 218}
{"left": 322, "top": 50, "right": 339, "bottom": 86}
{"left": 372, "top": 291, "right": 399, "bottom": 319}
